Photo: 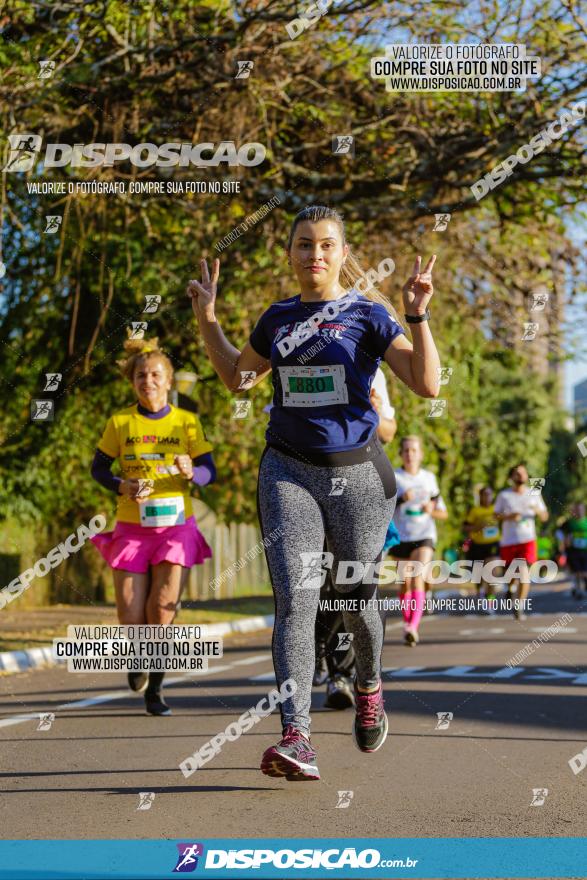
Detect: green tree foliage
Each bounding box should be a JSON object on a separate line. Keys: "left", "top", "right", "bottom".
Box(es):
{"left": 0, "top": 0, "right": 585, "bottom": 586}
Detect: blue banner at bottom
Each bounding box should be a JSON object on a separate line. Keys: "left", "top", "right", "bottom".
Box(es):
{"left": 0, "top": 838, "right": 585, "bottom": 879}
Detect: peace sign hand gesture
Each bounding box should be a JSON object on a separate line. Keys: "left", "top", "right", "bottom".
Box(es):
{"left": 402, "top": 255, "right": 436, "bottom": 317}
{"left": 186, "top": 259, "right": 220, "bottom": 321}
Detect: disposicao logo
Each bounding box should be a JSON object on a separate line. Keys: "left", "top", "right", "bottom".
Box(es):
{"left": 201, "top": 847, "right": 383, "bottom": 870}
{"left": 173, "top": 843, "right": 204, "bottom": 872}
{"left": 3, "top": 134, "right": 266, "bottom": 171}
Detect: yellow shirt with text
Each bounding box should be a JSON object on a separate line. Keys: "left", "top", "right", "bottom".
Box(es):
{"left": 465, "top": 504, "right": 500, "bottom": 545}
{"left": 97, "top": 404, "right": 213, "bottom": 524}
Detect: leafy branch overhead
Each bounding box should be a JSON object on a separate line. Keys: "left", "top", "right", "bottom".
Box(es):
{"left": 0, "top": 0, "right": 584, "bottom": 547}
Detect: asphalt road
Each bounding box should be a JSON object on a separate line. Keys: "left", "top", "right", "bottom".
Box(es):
{"left": 1, "top": 580, "right": 586, "bottom": 843}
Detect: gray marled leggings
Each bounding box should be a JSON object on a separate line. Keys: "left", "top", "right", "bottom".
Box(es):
{"left": 257, "top": 444, "right": 396, "bottom": 735}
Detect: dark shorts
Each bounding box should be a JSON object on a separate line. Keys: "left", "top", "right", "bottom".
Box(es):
{"left": 567, "top": 548, "right": 587, "bottom": 573}
{"left": 391, "top": 539, "right": 435, "bottom": 559}
{"left": 467, "top": 541, "right": 500, "bottom": 562}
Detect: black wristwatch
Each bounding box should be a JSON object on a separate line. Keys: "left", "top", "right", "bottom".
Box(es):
{"left": 404, "top": 308, "right": 430, "bottom": 323}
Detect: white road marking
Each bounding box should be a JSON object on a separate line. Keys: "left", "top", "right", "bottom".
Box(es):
{"left": 231, "top": 654, "right": 271, "bottom": 666}
{"left": 0, "top": 713, "right": 43, "bottom": 728}
{"left": 0, "top": 659, "right": 258, "bottom": 730}
{"left": 383, "top": 665, "right": 587, "bottom": 684}
{"left": 460, "top": 628, "right": 506, "bottom": 635}
{"left": 250, "top": 672, "right": 276, "bottom": 682}
{"left": 527, "top": 627, "right": 577, "bottom": 633}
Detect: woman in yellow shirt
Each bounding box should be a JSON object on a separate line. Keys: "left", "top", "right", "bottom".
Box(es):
{"left": 464, "top": 486, "right": 501, "bottom": 608}
{"left": 90, "top": 337, "right": 215, "bottom": 714}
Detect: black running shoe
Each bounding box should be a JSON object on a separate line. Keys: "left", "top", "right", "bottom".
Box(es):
{"left": 127, "top": 672, "right": 149, "bottom": 693}
{"left": 261, "top": 726, "right": 320, "bottom": 781}
{"left": 352, "top": 681, "right": 388, "bottom": 753}
{"left": 145, "top": 692, "right": 172, "bottom": 716}
{"left": 404, "top": 628, "right": 419, "bottom": 647}
{"left": 324, "top": 675, "right": 354, "bottom": 710}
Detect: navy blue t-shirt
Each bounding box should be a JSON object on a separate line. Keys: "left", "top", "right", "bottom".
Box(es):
{"left": 249, "top": 290, "right": 404, "bottom": 452}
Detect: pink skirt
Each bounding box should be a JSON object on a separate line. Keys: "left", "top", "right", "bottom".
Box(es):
{"left": 90, "top": 516, "right": 212, "bottom": 574}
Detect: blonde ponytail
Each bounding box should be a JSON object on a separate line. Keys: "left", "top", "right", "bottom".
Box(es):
{"left": 340, "top": 247, "right": 401, "bottom": 323}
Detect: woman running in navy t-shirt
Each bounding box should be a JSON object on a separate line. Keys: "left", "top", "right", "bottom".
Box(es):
{"left": 186, "top": 205, "right": 440, "bottom": 781}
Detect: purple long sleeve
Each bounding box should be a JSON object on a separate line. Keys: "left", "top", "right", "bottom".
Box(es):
{"left": 91, "top": 449, "right": 122, "bottom": 494}
{"left": 91, "top": 448, "right": 216, "bottom": 493}
{"left": 191, "top": 452, "right": 216, "bottom": 486}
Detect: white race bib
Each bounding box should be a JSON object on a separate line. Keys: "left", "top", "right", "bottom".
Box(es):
{"left": 139, "top": 495, "right": 185, "bottom": 528}
{"left": 482, "top": 526, "right": 499, "bottom": 539}
{"left": 278, "top": 365, "right": 348, "bottom": 407}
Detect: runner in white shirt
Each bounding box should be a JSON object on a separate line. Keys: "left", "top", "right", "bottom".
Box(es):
{"left": 369, "top": 366, "right": 397, "bottom": 444}
{"left": 390, "top": 436, "right": 447, "bottom": 645}
{"left": 494, "top": 464, "right": 548, "bottom": 620}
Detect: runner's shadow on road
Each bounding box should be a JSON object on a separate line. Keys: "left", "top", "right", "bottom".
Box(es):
{"left": 0, "top": 705, "right": 266, "bottom": 718}
{"left": 377, "top": 685, "right": 586, "bottom": 732}
{"left": 0, "top": 784, "right": 279, "bottom": 794}
{"left": 0, "top": 768, "right": 266, "bottom": 778}
{"left": 0, "top": 727, "right": 291, "bottom": 740}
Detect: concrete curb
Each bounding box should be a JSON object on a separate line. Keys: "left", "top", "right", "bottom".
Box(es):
{"left": 0, "top": 614, "right": 276, "bottom": 676}
{"left": 0, "top": 646, "right": 60, "bottom": 675}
